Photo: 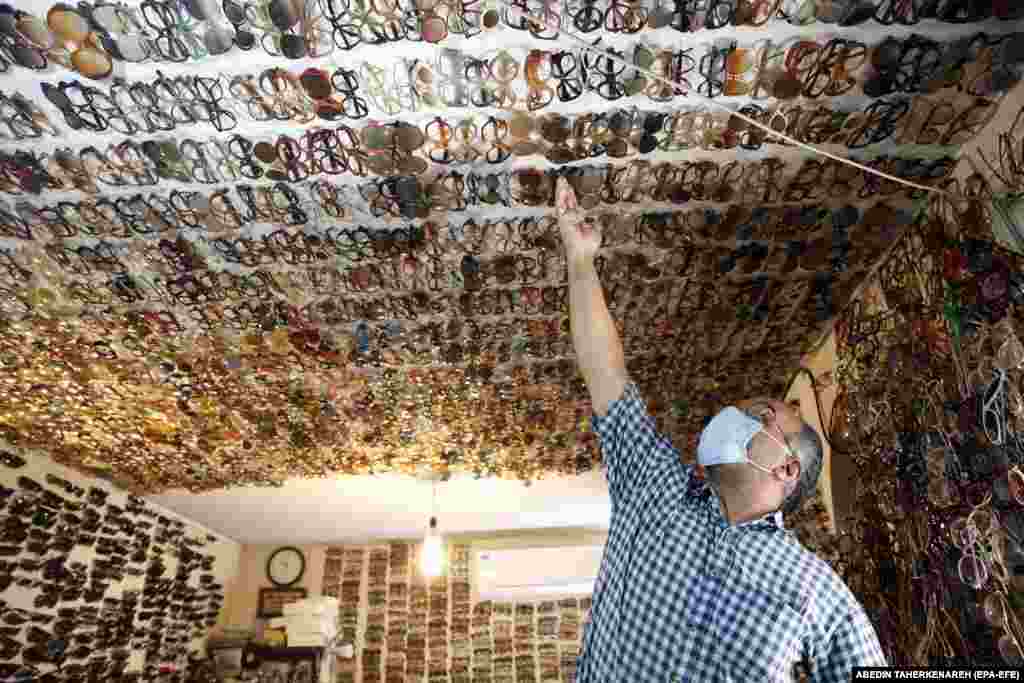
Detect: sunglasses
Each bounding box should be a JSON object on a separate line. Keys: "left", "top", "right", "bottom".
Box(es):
{"left": 0, "top": 449, "right": 23, "bottom": 468}
{"left": 0, "top": 607, "right": 53, "bottom": 625}
{"left": 44, "top": 473, "right": 83, "bottom": 496}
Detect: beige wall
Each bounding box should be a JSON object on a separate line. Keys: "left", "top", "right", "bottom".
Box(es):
{"left": 785, "top": 332, "right": 840, "bottom": 534}
{"left": 224, "top": 528, "right": 608, "bottom": 630}
{"left": 225, "top": 544, "right": 329, "bottom": 628}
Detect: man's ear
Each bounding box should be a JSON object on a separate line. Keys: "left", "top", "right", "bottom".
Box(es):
{"left": 779, "top": 456, "right": 801, "bottom": 483}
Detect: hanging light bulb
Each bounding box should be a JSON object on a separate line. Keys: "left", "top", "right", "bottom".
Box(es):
{"left": 420, "top": 478, "right": 444, "bottom": 577}
{"left": 421, "top": 515, "right": 443, "bottom": 577}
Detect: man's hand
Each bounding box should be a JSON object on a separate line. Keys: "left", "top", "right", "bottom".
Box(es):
{"left": 557, "top": 176, "right": 625, "bottom": 417}
{"left": 556, "top": 177, "right": 601, "bottom": 267}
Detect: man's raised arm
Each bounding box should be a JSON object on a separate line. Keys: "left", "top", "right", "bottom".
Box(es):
{"left": 557, "top": 177, "right": 627, "bottom": 417}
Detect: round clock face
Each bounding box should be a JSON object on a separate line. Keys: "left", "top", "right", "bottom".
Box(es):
{"left": 268, "top": 547, "right": 305, "bottom": 586}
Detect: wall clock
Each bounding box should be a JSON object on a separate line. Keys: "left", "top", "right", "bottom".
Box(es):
{"left": 267, "top": 546, "right": 305, "bottom": 587}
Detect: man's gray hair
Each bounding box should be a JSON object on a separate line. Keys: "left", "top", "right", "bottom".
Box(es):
{"left": 781, "top": 421, "right": 824, "bottom": 516}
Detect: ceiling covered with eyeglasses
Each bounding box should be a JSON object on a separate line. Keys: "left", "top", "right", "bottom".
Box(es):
{"left": 0, "top": 0, "right": 1020, "bottom": 494}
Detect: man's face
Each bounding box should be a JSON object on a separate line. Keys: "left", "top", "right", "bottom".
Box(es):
{"left": 734, "top": 397, "right": 803, "bottom": 472}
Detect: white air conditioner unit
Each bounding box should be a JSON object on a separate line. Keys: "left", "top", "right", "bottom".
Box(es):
{"left": 476, "top": 545, "right": 603, "bottom": 601}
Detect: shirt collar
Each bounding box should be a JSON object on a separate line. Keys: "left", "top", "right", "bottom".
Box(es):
{"left": 686, "top": 469, "right": 784, "bottom": 530}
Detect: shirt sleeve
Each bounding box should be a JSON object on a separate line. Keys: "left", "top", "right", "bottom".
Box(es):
{"left": 812, "top": 607, "right": 887, "bottom": 683}
{"left": 589, "top": 381, "right": 684, "bottom": 505}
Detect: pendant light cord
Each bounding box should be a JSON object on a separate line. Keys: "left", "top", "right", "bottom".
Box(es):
{"left": 430, "top": 478, "right": 438, "bottom": 529}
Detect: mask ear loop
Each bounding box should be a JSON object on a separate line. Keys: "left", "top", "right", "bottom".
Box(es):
{"left": 747, "top": 424, "right": 794, "bottom": 478}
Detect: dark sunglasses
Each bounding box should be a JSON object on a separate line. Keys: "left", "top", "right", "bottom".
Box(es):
{"left": 0, "top": 450, "right": 24, "bottom": 468}
{"left": 45, "top": 474, "right": 83, "bottom": 496}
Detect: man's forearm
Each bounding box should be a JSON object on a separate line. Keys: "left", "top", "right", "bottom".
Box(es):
{"left": 568, "top": 257, "right": 627, "bottom": 417}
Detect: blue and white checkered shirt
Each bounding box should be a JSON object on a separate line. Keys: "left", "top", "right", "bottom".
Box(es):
{"left": 576, "top": 382, "right": 886, "bottom": 682}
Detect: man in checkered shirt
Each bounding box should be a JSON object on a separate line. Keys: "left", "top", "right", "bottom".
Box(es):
{"left": 555, "top": 178, "right": 887, "bottom": 682}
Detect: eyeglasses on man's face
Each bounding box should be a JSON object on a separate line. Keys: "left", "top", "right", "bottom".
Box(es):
{"left": 739, "top": 401, "right": 795, "bottom": 470}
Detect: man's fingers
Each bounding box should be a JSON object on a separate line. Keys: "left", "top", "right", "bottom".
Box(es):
{"left": 556, "top": 177, "right": 577, "bottom": 214}
{"left": 556, "top": 193, "right": 570, "bottom": 215}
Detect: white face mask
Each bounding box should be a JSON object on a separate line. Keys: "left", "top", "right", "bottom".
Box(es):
{"left": 697, "top": 406, "right": 793, "bottom": 476}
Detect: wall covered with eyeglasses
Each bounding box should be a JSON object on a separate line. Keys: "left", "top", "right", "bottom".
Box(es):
{"left": 0, "top": 443, "right": 243, "bottom": 682}
{"left": 783, "top": 85, "right": 1024, "bottom": 667}
{"left": 324, "top": 541, "right": 592, "bottom": 683}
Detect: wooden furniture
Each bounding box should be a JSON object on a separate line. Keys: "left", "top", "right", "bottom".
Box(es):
{"left": 256, "top": 587, "right": 308, "bottom": 618}
{"left": 243, "top": 645, "right": 325, "bottom": 681}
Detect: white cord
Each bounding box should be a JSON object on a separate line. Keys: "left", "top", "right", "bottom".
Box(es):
{"left": 501, "top": 3, "right": 970, "bottom": 199}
